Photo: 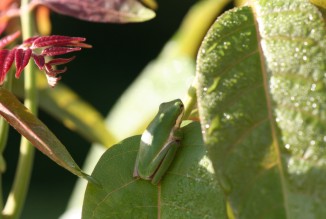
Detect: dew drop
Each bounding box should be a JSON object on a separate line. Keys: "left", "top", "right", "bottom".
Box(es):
{"left": 223, "top": 41, "right": 231, "bottom": 49}
{"left": 199, "top": 155, "right": 215, "bottom": 174}
{"left": 285, "top": 144, "right": 291, "bottom": 150}
{"left": 302, "top": 56, "right": 308, "bottom": 61}
{"left": 223, "top": 113, "right": 231, "bottom": 120}
{"left": 303, "top": 147, "right": 314, "bottom": 160}
{"left": 308, "top": 14, "right": 315, "bottom": 21}
{"left": 324, "top": 136, "right": 326, "bottom": 142}
{"left": 310, "top": 140, "right": 316, "bottom": 145}
{"left": 311, "top": 83, "right": 316, "bottom": 91}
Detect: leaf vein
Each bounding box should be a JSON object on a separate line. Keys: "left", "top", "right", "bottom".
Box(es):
{"left": 223, "top": 116, "right": 269, "bottom": 159}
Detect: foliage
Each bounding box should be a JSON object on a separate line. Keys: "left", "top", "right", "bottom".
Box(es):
{"left": 0, "top": 0, "right": 325, "bottom": 218}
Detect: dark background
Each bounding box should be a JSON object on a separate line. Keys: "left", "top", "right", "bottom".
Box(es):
{"left": 4, "top": 0, "right": 199, "bottom": 218}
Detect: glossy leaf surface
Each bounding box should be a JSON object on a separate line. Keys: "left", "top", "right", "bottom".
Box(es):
{"left": 0, "top": 87, "right": 96, "bottom": 183}
{"left": 197, "top": 1, "right": 326, "bottom": 218}
{"left": 82, "top": 122, "right": 227, "bottom": 219}
{"left": 32, "top": 0, "right": 155, "bottom": 23}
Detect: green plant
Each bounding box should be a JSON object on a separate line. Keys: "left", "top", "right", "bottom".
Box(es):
{"left": 0, "top": 0, "right": 325, "bottom": 218}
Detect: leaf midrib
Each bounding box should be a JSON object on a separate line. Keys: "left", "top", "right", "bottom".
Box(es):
{"left": 250, "top": 3, "right": 291, "bottom": 218}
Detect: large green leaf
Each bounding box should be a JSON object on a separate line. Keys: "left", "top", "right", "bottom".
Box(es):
{"left": 82, "top": 122, "right": 227, "bottom": 219}
{"left": 197, "top": 1, "right": 326, "bottom": 218}
{"left": 63, "top": 2, "right": 232, "bottom": 218}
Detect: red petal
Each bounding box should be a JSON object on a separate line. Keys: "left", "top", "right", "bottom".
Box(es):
{"left": 65, "top": 42, "right": 92, "bottom": 49}
{"left": 47, "top": 56, "right": 75, "bottom": 65}
{"left": 0, "top": 49, "right": 15, "bottom": 84}
{"left": 3, "top": 49, "right": 15, "bottom": 74}
{"left": 0, "top": 31, "right": 21, "bottom": 49}
{"left": 31, "top": 54, "right": 45, "bottom": 70}
{"left": 41, "top": 47, "right": 81, "bottom": 56}
{"left": 31, "top": 35, "right": 86, "bottom": 48}
{"left": 22, "top": 35, "right": 40, "bottom": 47}
{"left": 44, "top": 63, "right": 67, "bottom": 75}
{"left": 14, "top": 48, "right": 32, "bottom": 78}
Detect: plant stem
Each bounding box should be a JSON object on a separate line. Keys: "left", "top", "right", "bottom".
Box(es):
{"left": 0, "top": 71, "right": 14, "bottom": 216}
{"left": 2, "top": 0, "right": 36, "bottom": 218}
{"left": 176, "top": 0, "right": 231, "bottom": 58}
{"left": 183, "top": 79, "right": 198, "bottom": 120}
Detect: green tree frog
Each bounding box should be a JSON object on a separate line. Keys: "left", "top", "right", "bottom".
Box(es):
{"left": 133, "top": 99, "right": 184, "bottom": 185}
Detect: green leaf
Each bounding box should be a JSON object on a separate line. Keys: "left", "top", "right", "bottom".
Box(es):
{"left": 310, "top": 0, "right": 326, "bottom": 9}
{"left": 0, "top": 87, "right": 97, "bottom": 184}
{"left": 82, "top": 122, "right": 227, "bottom": 219}
{"left": 13, "top": 72, "right": 116, "bottom": 147}
{"left": 197, "top": 1, "right": 326, "bottom": 218}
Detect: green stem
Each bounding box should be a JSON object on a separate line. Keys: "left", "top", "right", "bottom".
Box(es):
{"left": 0, "top": 72, "right": 13, "bottom": 147}
{"left": 0, "top": 71, "right": 14, "bottom": 216}
{"left": 183, "top": 79, "right": 198, "bottom": 120}
{"left": 176, "top": 0, "right": 232, "bottom": 119}
{"left": 2, "top": 0, "right": 36, "bottom": 218}
{"left": 176, "top": 0, "right": 232, "bottom": 58}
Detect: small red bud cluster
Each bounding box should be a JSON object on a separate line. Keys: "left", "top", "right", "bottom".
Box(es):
{"left": 0, "top": 31, "right": 91, "bottom": 87}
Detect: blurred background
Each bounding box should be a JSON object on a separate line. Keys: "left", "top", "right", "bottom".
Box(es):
{"left": 4, "top": 0, "right": 201, "bottom": 218}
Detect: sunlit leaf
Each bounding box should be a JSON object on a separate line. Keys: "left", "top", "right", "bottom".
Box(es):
{"left": 32, "top": 0, "right": 155, "bottom": 23}
{"left": 82, "top": 122, "right": 227, "bottom": 219}
{"left": 0, "top": 87, "right": 97, "bottom": 184}
{"left": 141, "top": 0, "right": 158, "bottom": 10}
{"left": 310, "top": 0, "right": 326, "bottom": 9}
{"left": 197, "top": 1, "right": 326, "bottom": 218}
{"left": 61, "top": 2, "right": 231, "bottom": 217}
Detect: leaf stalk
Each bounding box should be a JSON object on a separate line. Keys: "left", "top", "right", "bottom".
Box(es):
{"left": 2, "top": 0, "right": 36, "bottom": 218}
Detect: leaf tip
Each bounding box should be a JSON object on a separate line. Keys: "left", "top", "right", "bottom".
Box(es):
{"left": 128, "top": 7, "right": 156, "bottom": 22}
{"left": 81, "top": 172, "right": 102, "bottom": 188}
